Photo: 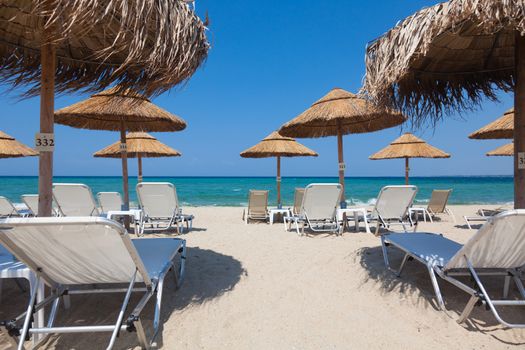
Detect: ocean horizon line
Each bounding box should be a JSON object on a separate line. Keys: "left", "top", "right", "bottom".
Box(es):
{"left": 0, "top": 174, "right": 514, "bottom": 179}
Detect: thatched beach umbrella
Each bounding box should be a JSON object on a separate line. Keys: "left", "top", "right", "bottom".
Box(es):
{"left": 240, "top": 131, "right": 318, "bottom": 207}
{"left": 487, "top": 143, "right": 513, "bottom": 157}
{"left": 279, "top": 88, "right": 405, "bottom": 206}
{"left": 55, "top": 88, "right": 186, "bottom": 212}
{"left": 94, "top": 132, "right": 181, "bottom": 183}
{"left": 0, "top": 1, "right": 208, "bottom": 216}
{"left": 469, "top": 109, "right": 514, "bottom": 140}
{"left": 363, "top": 0, "right": 525, "bottom": 208}
{"left": 369, "top": 133, "right": 450, "bottom": 184}
{"left": 0, "top": 131, "right": 38, "bottom": 158}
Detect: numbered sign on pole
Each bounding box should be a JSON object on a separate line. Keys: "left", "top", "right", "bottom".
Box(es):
{"left": 338, "top": 162, "right": 346, "bottom": 171}
{"left": 519, "top": 152, "right": 525, "bottom": 169}
{"left": 35, "top": 133, "right": 55, "bottom": 152}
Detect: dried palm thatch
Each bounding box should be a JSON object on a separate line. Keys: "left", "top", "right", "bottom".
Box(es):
{"left": 279, "top": 88, "right": 405, "bottom": 138}
{"left": 363, "top": 0, "right": 521, "bottom": 124}
{"left": 469, "top": 108, "right": 514, "bottom": 140}
{"left": 55, "top": 87, "right": 186, "bottom": 131}
{"left": 240, "top": 132, "right": 318, "bottom": 158}
{"left": 487, "top": 142, "right": 513, "bottom": 157}
{"left": 0, "top": 0, "right": 209, "bottom": 97}
{"left": 93, "top": 132, "right": 181, "bottom": 158}
{"left": 370, "top": 133, "right": 449, "bottom": 184}
{"left": 370, "top": 133, "right": 450, "bottom": 160}
{"left": 279, "top": 88, "right": 405, "bottom": 205}
{"left": 0, "top": 131, "right": 38, "bottom": 158}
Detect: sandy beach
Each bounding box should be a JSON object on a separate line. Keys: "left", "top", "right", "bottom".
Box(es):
{"left": 1, "top": 204, "right": 524, "bottom": 350}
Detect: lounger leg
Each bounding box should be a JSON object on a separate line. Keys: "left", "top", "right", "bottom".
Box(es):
{"left": 427, "top": 265, "right": 445, "bottom": 310}
{"left": 503, "top": 276, "right": 511, "bottom": 299}
{"left": 457, "top": 295, "right": 479, "bottom": 324}
{"left": 464, "top": 217, "right": 472, "bottom": 230}
{"left": 18, "top": 277, "right": 41, "bottom": 350}
{"left": 153, "top": 278, "right": 164, "bottom": 337}
{"left": 446, "top": 208, "right": 456, "bottom": 223}
{"left": 107, "top": 271, "right": 137, "bottom": 350}
{"left": 425, "top": 209, "right": 433, "bottom": 223}
{"left": 513, "top": 275, "right": 525, "bottom": 299}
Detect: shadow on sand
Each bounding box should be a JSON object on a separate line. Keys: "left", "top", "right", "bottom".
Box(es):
{"left": 0, "top": 247, "right": 245, "bottom": 349}
{"left": 355, "top": 245, "right": 525, "bottom": 345}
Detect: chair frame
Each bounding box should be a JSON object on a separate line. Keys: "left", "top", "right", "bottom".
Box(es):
{"left": 368, "top": 186, "right": 418, "bottom": 236}
{"left": 0, "top": 218, "right": 187, "bottom": 349}
{"left": 381, "top": 219, "right": 525, "bottom": 328}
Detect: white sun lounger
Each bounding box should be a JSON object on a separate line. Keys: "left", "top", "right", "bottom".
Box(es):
{"left": 20, "top": 195, "right": 39, "bottom": 217}
{"left": 53, "top": 183, "right": 100, "bottom": 217}
{"left": 286, "top": 183, "right": 342, "bottom": 236}
{"left": 463, "top": 207, "right": 508, "bottom": 229}
{"left": 136, "top": 182, "right": 193, "bottom": 234}
{"left": 0, "top": 197, "right": 29, "bottom": 218}
{"left": 0, "top": 217, "right": 187, "bottom": 349}
{"left": 381, "top": 210, "right": 525, "bottom": 328}
{"left": 368, "top": 185, "right": 418, "bottom": 235}
{"left": 409, "top": 189, "right": 455, "bottom": 223}
{"left": 97, "top": 192, "right": 124, "bottom": 213}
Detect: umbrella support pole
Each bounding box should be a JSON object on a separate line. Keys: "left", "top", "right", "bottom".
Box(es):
{"left": 120, "top": 122, "right": 130, "bottom": 229}
{"left": 515, "top": 31, "right": 525, "bottom": 209}
{"left": 37, "top": 30, "right": 55, "bottom": 217}
{"left": 405, "top": 157, "right": 410, "bottom": 185}
{"left": 276, "top": 156, "right": 281, "bottom": 208}
{"left": 337, "top": 125, "right": 346, "bottom": 207}
{"left": 138, "top": 154, "right": 143, "bottom": 184}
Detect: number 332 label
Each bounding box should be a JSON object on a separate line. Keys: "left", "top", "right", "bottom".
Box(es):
{"left": 35, "top": 133, "right": 55, "bottom": 152}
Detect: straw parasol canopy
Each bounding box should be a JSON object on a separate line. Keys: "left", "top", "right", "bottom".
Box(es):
{"left": 469, "top": 108, "right": 514, "bottom": 140}
{"left": 55, "top": 88, "right": 187, "bottom": 214}
{"left": 94, "top": 132, "right": 181, "bottom": 182}
{"left": 279, "top": 88, "right": 405, "bottom": 206}
{"left": 369, "top": 133, "right": 450, "bottom": 184}
{"left": 0, "top": 131, "right": 38, "bottom": 159}
{"left": 363, "top": 0, "right": 525, "bottom": 208}
{"left": 0, "top": 0, "right": 209, "bottom": 216}
{"left": 55, "top": 88, "right": 187, "bottom": 132}
{"left": 240, "top": 131, "right": 318, "bottom": 206}
{"left": 487, "top": 143, "right": 513, "bottom": 157}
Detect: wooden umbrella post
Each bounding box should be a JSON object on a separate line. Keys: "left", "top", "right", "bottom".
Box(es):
{"left": 276, "top": 156, "right": 281, "bottom": 208}
{"left": 37, "top": 28, "right": 55, "bottom": 217}
{"left": 405, "top": 157, "right": 410, "bottom": 185}
{"left": 337, "top": 124, "right": 346, "bottom": 207}
{"left": 515, "top": 32, "right": 525, "bottom": 209}
{"left": 120, "top": 121, "right": 130, "bottom": 229}
{"left": 138, "top": 154, "right": 143, "bottom": 183}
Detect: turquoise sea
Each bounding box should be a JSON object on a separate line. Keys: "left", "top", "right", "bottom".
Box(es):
{"left": 0, "top": 176, "right": 514, "bottom": 207}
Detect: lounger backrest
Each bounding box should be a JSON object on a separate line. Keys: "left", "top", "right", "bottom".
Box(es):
{"left": 248, "top": 190, "right": 268, "bottom": 217}
{"left": 137, "top": 182, "right": 178, "bottom": 218}
{"left": 371, "top": 185, "right": 418, "bottom": 220}
{"left": 293, "top": 188, "right": 305, "bottom": 215}
{"left": 427, "top": 189, "right": 451, "bottom": 214}
{"left": 445, "top": 210, "right": 525, "bottom": 270}
{"left": 53, "top": 184, "right": 100, "bottom": 217}
{"left": 0, "top": 196, "right": 17, "bottom": 217}
{"left": 97, "top": 192, "right": 123, "bottom": 212}
{"left": 0, "top": 217, "right": 151, "bottom": 287}
{"left": 301, "top": 183, "right": 341, "bottom": 220}
{"left": 21, "top": 194, "right": 39, "bottom": 216}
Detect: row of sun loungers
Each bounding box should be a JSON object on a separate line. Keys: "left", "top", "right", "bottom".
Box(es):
{"left": 0, "top": 182, "right": 194, "bottom": 235}
{"left": 245, "top": 184, "right": 455, "bottom": 236}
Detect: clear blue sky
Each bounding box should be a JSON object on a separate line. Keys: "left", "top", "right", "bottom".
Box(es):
{"left": 0, "top": 0, "right": 514, "bottom": 177}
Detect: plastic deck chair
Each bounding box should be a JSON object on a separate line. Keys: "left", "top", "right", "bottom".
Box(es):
{"left": 243, "top": 190, "right": 269, "bottom": 224}
{"left": 381, "top": 210, "right": 525, "bottom": 328}
{"left": 53, "top": 183, "right": 100, "bottom": 217}
{"left": 286, "top": 183, "right": 342, "bottom": 236}
{"left": 136, "top": 182, "right": 193, "bottom": 234}
{"left": 368, "top": 185, "right": 418, "bottom": 236}
{"left": 97, "top": 192, "right": 123, "bottom": 213}
{"left": 0, "top": 217, "right": 186, "bottom": 349}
